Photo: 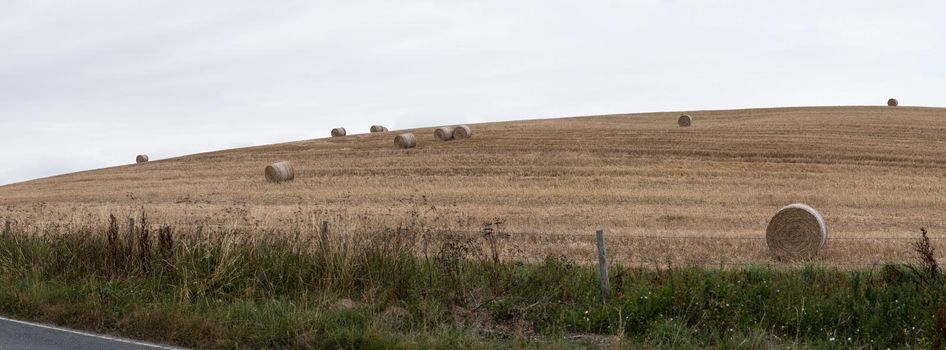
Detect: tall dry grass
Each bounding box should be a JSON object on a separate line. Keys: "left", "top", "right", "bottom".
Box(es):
{"left": 3, "top": 211, "right": 946, "bottom": 348}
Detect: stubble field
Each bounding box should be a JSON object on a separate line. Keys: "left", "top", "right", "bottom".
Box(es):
{"left": 2, "top": 106, "right": 945, "bottom": 267}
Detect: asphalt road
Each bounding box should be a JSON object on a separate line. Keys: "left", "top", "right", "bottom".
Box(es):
{"left": 0, "top": 316, "right": 180, "bottom": 350}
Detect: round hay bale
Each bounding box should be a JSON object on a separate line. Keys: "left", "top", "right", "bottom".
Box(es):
{"left": 370, "top": 125, "right": 388, "bottom": 133}
{"left": 135, "top": 155, "right": 149, "bottom": 163}
{"left": 382, "top": 306, "right": 410, "bottom": 322}
{"left": 453, "top": 125, "right": 472, "bottom": 139}
{"left": 678, "top": 115, "right": 692, "bottom": 127}
{"left": 264, "top": 161, "right": 295, "bottom": 183}
{"left": 765, "top": 203, "right": 827, "bottom": 260}
{"left": 887, "top": 98, "right": 899, "bottom": 107}
{"left": 434, "top": 127, "right": 455, "bottom": 141}
{"left": 331, "top": 128, "right": 347, "bottom": 137}
{"left": 333, "top": 298, "right": 358, "bottom": 311}
{"left": 394, "top": 133, "right": 417, "bottom": 149}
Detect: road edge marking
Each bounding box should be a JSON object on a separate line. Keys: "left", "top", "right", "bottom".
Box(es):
{"left": 0, "top": 315, "right": 183, "bottom": 349}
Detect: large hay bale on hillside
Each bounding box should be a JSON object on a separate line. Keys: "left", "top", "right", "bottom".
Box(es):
{"left": 395, "top": 133, "right": 417, "bottom": 149}
{"left": 265, "top": 161, "right": 295, "bottom": 183}
{"left": 453, "top": 125, "right": 472, "bottom": 139}
{"left": 135, "top": 155, "right": 149, "bottom": 163}
{"left": 678, "top": 115, "right": 692, "bottom": 127}
{"left": 370, "top": 125, "right": 388, "bottom": 133}
{"left": 765, "top": 203, "right": 827, "bottom": 260}
{"left": 434, "top": 127, "right": 455, "bottom": 141}
{"left": 331, "top": 128, "right": 347, "bottom": 137}
{"left": 887, "top": 98, "right": 899, "bottom": 107}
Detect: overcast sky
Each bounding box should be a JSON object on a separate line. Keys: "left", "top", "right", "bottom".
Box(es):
{"left": 1, "top": 0, "right": 944, "bottom": 185}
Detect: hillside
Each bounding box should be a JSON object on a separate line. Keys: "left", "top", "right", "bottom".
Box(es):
{"left": 3, "top": 106, "right": 946, "bottom": 265}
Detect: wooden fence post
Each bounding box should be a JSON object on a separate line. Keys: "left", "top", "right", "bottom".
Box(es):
{"left": 596, "top": 229, "right": 611, "bottom": 304}
{"left": 321, "top": 221, "right": 330, "bottom": 250}
{"left": 127, "top": 218, "right": 136, "bottom": 256}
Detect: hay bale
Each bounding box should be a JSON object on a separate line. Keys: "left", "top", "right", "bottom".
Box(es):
{"left": 264, "top": 161, "right": 295, "bottom": 183}
{"left": 370, "top": 125, "right": 388, "bottom": 133}
{"left": 395, "top": 133, "right": 417, "bottom": 149}
{"left": 382, "top": 306, "right": 411, "bottom": 322}
{"left": 678, "top": 115, "right": 692, "bottom": 127}
{"left": 135, "top": 155, "right": 149, "bottom": 163}
{"left": 765, "top": 203, "right": 827, "bottom": 260}
{"left": 331, "top": 128, "right": 347, "bottom": 137}
{"left": 434, "top": 127, "right": 455, "bottom": 141}
{"left": 453, "top": 125, "right": 472, "bottom": 139}
{"left": 333, "top": 299, "right": 358, "bottom": 310}
{"left": 888, "top": 98, "right": 899, "bottom": 107}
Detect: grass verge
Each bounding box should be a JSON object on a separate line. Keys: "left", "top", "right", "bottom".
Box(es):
{"left": 1, "top": 216, "right": 944, "bottom": 348}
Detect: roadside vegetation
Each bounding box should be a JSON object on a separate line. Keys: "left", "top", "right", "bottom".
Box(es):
{"left": 1, "top": 213, "right": 944, "bottom": 349}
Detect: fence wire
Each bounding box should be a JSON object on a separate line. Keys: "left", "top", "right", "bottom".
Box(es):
{"left": 499, "top": 230, "right": 936, "bottom": 269}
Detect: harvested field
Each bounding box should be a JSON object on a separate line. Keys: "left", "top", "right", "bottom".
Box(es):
{"left": 2, "top": 106, "right": 946, "bottom": 266}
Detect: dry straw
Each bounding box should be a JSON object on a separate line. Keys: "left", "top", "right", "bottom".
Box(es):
{"left": 331, "top": 128, "right": 347, "bottom": 137}
{"left": 887, "top": 98, "right": 899, "bottom": 107}
{"left": 395, "top": 133, "right": 417, "bottom": 149}
{"left": 678, "top": 115, "right": 692, "bottom": 127}
{"left": 765, "top": 203, "right": 827, "bottom": 260}
{"left": 453, "top": 125, "right": 472, "bottom": 139}
{"left": 265, "top": 161, "right": 295, "bottom": 183}
{"left": 370, "top": 125, "right": 388, "bottom": 133}
{"left": 434, "top": 127, "right": 455, "bottom": 141}
{"left": 135, "top": 155, "right": 149, "bottom": 163}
